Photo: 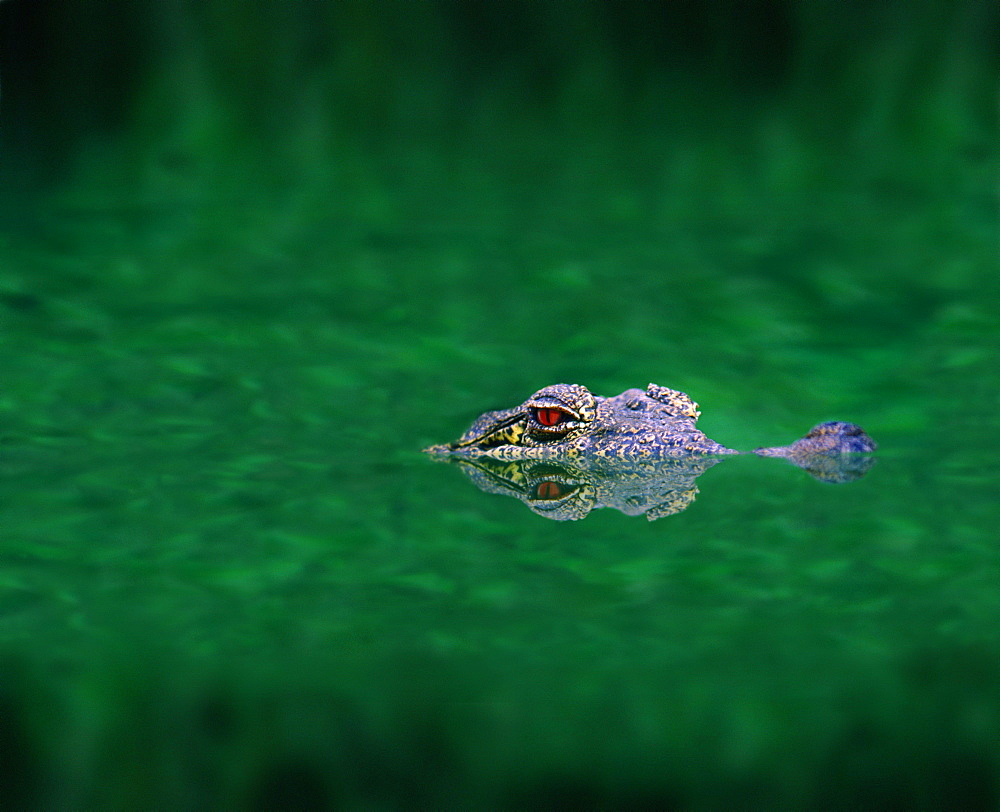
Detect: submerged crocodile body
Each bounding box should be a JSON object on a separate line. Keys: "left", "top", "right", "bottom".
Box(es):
{"left": 424, "top": 383, "right": 876, "bottom": 519}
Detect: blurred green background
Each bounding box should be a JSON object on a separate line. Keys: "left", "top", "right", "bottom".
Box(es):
{"left": 0, "top": 1, "right": 997, "bottom": 808}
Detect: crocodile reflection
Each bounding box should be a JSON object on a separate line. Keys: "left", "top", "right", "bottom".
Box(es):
{"left": 438, "top": 455, "right": 720, "bottom": 520}
{"left": 424, "top": 382, "right": 876, "bottom": 521}
{"left": 431, "top": 450, "right": 874, "bottom": 521}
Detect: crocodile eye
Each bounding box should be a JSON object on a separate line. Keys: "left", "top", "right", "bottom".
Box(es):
{"left": 535, "top": 481, "right": 565, "bottom": 499}
{"left": 533, "top": 407, "right": 569, "bottom": 427}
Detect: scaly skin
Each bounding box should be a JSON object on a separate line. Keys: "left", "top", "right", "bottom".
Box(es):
{"left": 425, "top": 383, "right": 876, "bottom": 519}
{"left": 424, "top": 382, "right": 875, "bottom": 468}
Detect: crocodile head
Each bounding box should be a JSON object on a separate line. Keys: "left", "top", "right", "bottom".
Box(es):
{"left": 423, "top": 382, "right": 735, "bottom": 461}
{"left": 425, "top": 384, "right": 878, "bottom": 516}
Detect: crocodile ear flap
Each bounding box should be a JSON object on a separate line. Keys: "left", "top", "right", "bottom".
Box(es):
{"left": 645, "top": 383, "right": 700, "bottom": 419}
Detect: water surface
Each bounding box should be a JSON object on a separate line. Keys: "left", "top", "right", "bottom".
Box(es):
{"left": 0, "top": 2, "right": 996, "bottom": 806}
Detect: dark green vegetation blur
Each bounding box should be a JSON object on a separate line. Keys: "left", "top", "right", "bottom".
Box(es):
{"left": 0, "top": 1, "right": 997, "bottom": 808}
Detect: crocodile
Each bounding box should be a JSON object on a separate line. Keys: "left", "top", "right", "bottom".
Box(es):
{"left": 424, "top": 383, "right": 876, "bottom": 519}
{"left": 424, "top": 382, "right": 875, "bottom": 464}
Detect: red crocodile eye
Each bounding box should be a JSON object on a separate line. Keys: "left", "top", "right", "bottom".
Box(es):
{"left": 536, "top": 481, "right": 564, "bottom": 499}
{"left": 534, "top": 407, "right": 568, "bottom": 427}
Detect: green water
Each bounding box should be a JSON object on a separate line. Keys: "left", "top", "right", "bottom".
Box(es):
{"left": 1, "top": 2, "right": 998, "bottom": 808}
